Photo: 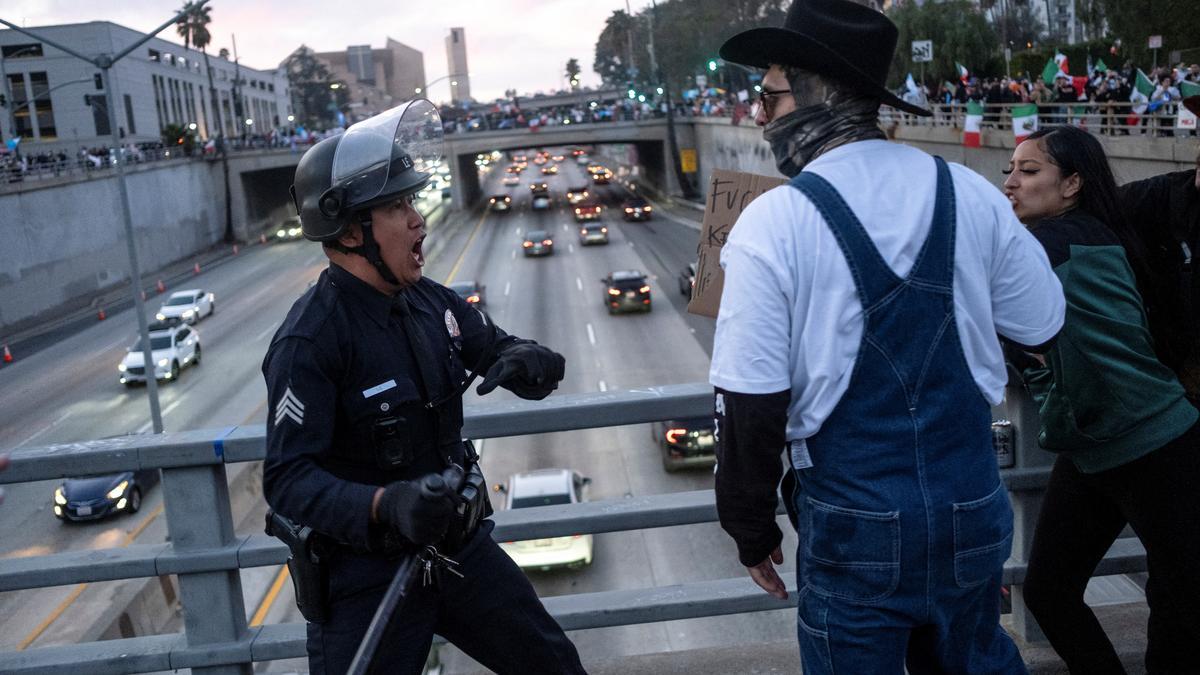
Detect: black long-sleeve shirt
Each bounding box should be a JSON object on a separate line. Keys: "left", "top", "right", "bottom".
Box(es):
{"left": 713, "top": 387, "right": 791, "bottom": 567}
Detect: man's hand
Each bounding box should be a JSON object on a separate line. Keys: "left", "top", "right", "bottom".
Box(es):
{"left": 476, "top": 343, "right": 566, "bottom": 400}
{"left": 375, "top": 470, "right": 462, "bottom": 546}
{"left": 747, "top": 546, "right": 788, "bottom": 600}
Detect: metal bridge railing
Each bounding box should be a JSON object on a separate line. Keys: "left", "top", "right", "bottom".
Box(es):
{"left": 0, "top": 381, "right": 1148, "bottom": 674}
{"left": 882, "top": 100, "right": 1193, "bottom": 138}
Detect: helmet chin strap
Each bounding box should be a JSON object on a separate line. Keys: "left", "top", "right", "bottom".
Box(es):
{"left": 344, "top": 213, "right": 402, "bottom": 286}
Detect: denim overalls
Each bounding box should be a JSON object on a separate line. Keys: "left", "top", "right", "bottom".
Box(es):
{"left": 787, "top": 157, "right": 1026, "bottom": 674}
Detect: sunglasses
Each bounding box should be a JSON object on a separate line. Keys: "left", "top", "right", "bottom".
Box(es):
{"left": 751, "top": 87, "right": 793, "bottom": 119}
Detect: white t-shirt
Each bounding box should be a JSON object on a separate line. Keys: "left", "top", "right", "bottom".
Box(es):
{"left": 709, "top": 140, "right": 1064, "bottom": 448}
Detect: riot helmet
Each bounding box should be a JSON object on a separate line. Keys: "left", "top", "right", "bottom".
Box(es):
{"left": 291, "top": 99, "right": 443, "bottom": 242}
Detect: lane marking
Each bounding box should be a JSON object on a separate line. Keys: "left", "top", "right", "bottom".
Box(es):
{"left": 16, "top": 410, "right": 73, "bottom": 448}
{"left": 444, "top": 210, "right": 490, "bottom": 286}
{"left": 255, "top": 323, "right": 278, "bottom": 343}
{"left": 568, "top": 244, "right": 575, "bottom": 253}
{"left": 20, "top": 501, "right": 166, "bottom": 651}
{"left": 250, "top": 565, "right": 291, "bottom": 627}
{"left": 136, "top": 419, "right": 153, "bottom": 434}
{"left": 586, "top": 323, "right": 596, "bottom": 347}
{"left": 504, "top": 282, "right": 511, "bottom": 297}
{"left": 562, "top": 224, "right": 568, "bottom": 232}
{"left": 161, "top": 399, "right": 183, "bottom": 417}
{"left": 510, "top": 250, "right": 515, "bottom": 260}
{"left": 598, "top": 380, "right": 608, "bottom": 392}
{"left": 514, "top": 227, "right": 521, "bottom": 235}
{"left": 576, "top": 277, "right": 582, "bottom": 292}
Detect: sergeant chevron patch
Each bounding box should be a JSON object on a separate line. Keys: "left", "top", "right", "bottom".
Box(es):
{"left": 274, "top": 387, "right": 305, "bottom": 427}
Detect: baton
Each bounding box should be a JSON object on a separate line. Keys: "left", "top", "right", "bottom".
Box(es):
{"left": 346, "top": 469, "right": 463, "bottom": 675}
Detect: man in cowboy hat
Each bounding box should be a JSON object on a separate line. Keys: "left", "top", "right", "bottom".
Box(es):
{"left": 707, "top": 0, "right": 1065, "bottom": 671}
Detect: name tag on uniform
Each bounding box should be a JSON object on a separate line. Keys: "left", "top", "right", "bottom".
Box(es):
{"left": 362, "top": 379, "right": 397, "bottom": 399}
{"left": 790, "top": 439, "right": 814, "bottom": 470}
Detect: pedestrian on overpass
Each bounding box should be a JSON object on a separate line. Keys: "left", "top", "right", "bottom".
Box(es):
{"left": 708, "top": 0, "right": 1065, "bottom": 672}
{"left": 262, "top": 99, "right": 584, "bottom": 675}
{"left": 1005, "top": 124, "right": 1200, "bottom": 674}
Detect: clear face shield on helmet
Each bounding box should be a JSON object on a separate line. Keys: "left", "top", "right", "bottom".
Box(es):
{"left": 326, "top": 99, "right": 443, "bottom": 215}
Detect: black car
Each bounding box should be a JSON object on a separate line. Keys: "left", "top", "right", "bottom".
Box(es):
{"left": 448, "top": 280, "right": 487, "bottom": 308}
{"left": 523, "top": 230, "right": 554, "bottom": 257}
{"left": 651, "top": 417, "right": 717, "bottom": 472}
{"left": 488, "top": 194, "right": 512, "bottom": 213}
{"left": 602, "top": 270, "right": 651, "bottom": 314}
{"left": 679, "top": 262, "right": 697, "bottom": 297}
{"left": 53, "top": 468, "right": 160, "bottom": 522}
{"left": 622, "top": 197, "right": 652, "bottom": 221}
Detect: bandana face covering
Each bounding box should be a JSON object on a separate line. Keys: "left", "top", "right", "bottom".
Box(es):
{"left": 762, "top": 70, "right": 886, "bottom": 177}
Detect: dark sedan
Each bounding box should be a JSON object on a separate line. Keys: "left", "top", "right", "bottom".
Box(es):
{"left": 622, "top": 197, "right": 653, "bottom": 221}
{"left": 523, "top": 230, "right": 554, "bottom": 257}
{"left": 53, "top": 469, "right": 159, "bottom": 522}
{"left": 650, "top": 416, "right": 716, "bottom": 472}
{"left": 449, "top": 280, "right": 487, "bottom": 308}
{"left": 603, "top": 270, "right": 651, "bottom": 314}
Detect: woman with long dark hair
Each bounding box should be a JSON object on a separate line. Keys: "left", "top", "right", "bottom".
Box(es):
{"left": 1003, "top": 125, "right": 1200, "bottom": 673}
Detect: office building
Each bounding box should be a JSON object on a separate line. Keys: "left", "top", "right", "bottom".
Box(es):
{"left": 444, "top": 28, "right": 470, "bottom": 103}
{"left": 309, "top": 39, "right": 425, "bottom": 123}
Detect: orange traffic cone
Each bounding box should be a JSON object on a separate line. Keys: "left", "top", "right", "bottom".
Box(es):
{"left": 3, "top": 345, "right": 12, "bottom": 364}
{"left": 156, "top": 279, "right": 165, "bottom": 293}
{"left": 193, "top": 263, "right": 201, "bottom": 275}
{"left": 232, "top": 244, "right": 239, "bottom": 255}
{"left": 98, "top": 307, "right": 106, "bottom": 321}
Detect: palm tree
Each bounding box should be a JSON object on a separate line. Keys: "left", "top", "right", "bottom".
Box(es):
{"left": 177, "top": 1, "right": 234, "bottom": 243}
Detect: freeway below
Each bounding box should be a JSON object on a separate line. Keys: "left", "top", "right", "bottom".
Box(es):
{"left": 0, "top": 144, "right": 797, "bottom": 670}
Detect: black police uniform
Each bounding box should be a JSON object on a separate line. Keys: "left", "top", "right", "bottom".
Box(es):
{"left": 263, "top": 262, "right": 585, "bottom": 674}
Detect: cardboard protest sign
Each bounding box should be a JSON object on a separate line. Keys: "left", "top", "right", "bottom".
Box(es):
{"left": 687, "top": 169, "right": 787, "bottom": 318}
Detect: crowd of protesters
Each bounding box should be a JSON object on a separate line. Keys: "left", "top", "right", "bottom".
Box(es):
{"left": 900, "top": 61, "right": 1199, "bottom": 136}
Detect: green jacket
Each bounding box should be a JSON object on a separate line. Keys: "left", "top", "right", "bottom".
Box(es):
{"left": 1022, "top": 211, "right": 1197, "bottom": 473}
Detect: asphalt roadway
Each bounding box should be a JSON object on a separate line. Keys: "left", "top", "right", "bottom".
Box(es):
{"left": 0, "top": 146, "right": 798, "bottom": 670}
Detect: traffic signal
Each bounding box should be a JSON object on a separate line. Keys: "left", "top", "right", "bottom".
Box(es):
{"left": 707, "top": 59, "right": 718, "bottom": 72}
{"left": 93, "top": 73, "right": 103, "bottom": 90}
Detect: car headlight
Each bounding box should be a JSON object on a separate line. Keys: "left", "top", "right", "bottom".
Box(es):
{"left": 155, "top": 313, "right": 166, "bottom": 321}
{"left": 183, "top": 309, "right": 195, "bottom": 317}
{"left": 277, "top": 229, "right": 286, "bottom": 237}
{"left": 106, "top": 480, "right": 129, "bottom": 500}
{"left": 54, "top": 487, "right": 67, "bottom": 505}
{"left": 157, "top": 358, "right": 169, "bottom": 367}
{"left": 118, "top": 363, "right": 127, "bottom": 372}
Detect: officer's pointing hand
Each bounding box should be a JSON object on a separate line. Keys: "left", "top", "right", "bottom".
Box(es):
{"left": 377, "top": 472, "right": 461, "bottom": 546}
{"left": 476, "top": 343, "right": 566, "bottom": 400}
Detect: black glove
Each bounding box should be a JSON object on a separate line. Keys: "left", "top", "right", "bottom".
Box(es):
{"left": 377, "top": 468, "right": 463, "bottom": 546}
{"left": 476, "top": 342, "right": 566, "bottom": 400}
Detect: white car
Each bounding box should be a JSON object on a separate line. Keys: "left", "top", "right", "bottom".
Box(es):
{"left": 498, "top": 469, "right": 594, "bottom": 571}
{"left": 156, "top": 289, "right": 214, "bottom": 324}
{"left": 118, "top": 320, "right": 202, "bottom": 386}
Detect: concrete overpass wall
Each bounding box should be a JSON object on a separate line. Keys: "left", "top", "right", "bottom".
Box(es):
{"left": 0, "top": 150, "right": 302, "bottom": 335}
{"left": 688, "top": 117, "right": 1197, "bottom": 192}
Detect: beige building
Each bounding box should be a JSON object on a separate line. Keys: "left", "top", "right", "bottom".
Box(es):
{"left": 311, "top": 39, "right": 425, "bottom": 123}
{"left": 444, "top": 28, "right": 470, "bottom": 103}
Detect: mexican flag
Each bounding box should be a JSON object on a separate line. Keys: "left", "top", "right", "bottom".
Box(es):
{"left": 1179, "top": 81, "right": 1200, "bottom": 130}
{"left": 1133, "top": 69, "right": 1155, "bottom": 97}
{"left": 963, "top": 101, "right": 984, "bottom": 147}
{"left": 1041, "top": 52, "right": 1070, "bottom": 85}
{"left": 1011, "top": 103, "right": 1038, "bottom": 143}
{"left": 956, "top": 62, "right": 969, "bottom": 83}
{"left": 1094, "top": 58, "right": 1108, "bottom": 73}
{"left": 1178, "top": 79, "right": 1199, "bottom": 98}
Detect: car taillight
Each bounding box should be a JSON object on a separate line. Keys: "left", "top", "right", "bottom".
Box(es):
{"left": 466, "top": 294, "right": 480, "bottom": 303}
{"left": 542, "top": 239, "right": 552, "bottom": 246}
{"left": 625, "top": 208, "right": 633, "bottom": 213}
{"left": 608, "top": 288, "right": 621, "bottom": 296}
{"left": 523, "top": 241, "right": 533, "bottom": 248}
{"left": 665, "top": 428, "right": 687, "bottom": 444}
{"left": 639, "top": 285, "right": 650, "bottom": 293}
{"left": 574, "top": 208, "right": 581, "bottom": 214}
{"left": 644, "top": 205, "right": 652, "bottom": 211}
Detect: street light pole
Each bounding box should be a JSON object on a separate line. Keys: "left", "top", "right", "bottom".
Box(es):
{"left": 413, "top": 73, "right": 468, "bottom": 100}
{"left": 648, "top": 0, "right": 697, "bottom": 200}
{"left": 0, "top": 3, "right": 210, "bottom": 435}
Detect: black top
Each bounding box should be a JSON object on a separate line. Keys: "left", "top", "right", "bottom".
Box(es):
{"left": 262, "top": 263, "right": 521, "bottom": 548}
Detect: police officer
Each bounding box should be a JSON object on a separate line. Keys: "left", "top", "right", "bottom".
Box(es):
{"left": 262, "top": 100, "right": 586, "bottom": 674}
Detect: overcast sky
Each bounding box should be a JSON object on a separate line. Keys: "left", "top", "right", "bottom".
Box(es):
{"left": 2, "top": 0, "right": 658, "bottom": 101}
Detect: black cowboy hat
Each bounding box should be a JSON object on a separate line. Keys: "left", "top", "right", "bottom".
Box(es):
{"left": 720, "top": 0, "right": 932, "bottom": 117}
{"left": 1185, "top": 95, "right": 1200, "bottom": 117}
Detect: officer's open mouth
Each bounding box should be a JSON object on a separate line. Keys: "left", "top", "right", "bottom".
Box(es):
{"left": 412, "top": 235, "right": 425, "bottom": 266}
